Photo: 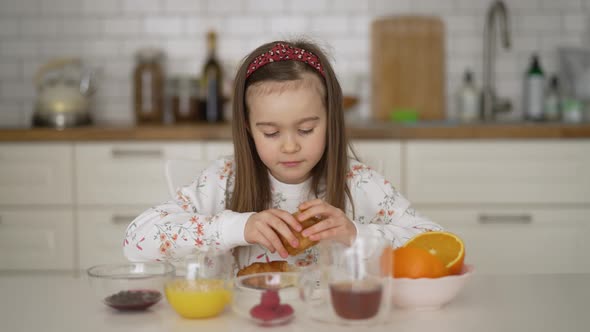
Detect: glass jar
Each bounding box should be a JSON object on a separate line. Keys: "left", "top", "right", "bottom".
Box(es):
{"left": 164, "top": 250, "right": 234, "bottom": 319}
{"left": 134, "top": 48, "right": 165, "bottom": 124}
{"left": 169, "top": 76, "right": 202, "bottom": 123}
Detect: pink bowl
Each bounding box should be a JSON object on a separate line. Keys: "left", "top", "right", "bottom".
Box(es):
{"left": 392, "top": 264, "right": 474, "bottom": 310}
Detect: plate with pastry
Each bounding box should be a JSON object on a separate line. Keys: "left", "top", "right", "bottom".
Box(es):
{"left": 237, "top": 261, "right": 298, "bottom": 290}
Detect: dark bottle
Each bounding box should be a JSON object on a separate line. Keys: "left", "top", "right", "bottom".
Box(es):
{"left": 201, "top": 31, "right": 224, "bottom": 123}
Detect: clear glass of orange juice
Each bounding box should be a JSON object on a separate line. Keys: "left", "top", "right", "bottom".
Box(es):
{"left": 164, "top": 250, "right": 233, "bottom": 319}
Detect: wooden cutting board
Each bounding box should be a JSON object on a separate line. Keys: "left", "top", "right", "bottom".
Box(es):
{"left": 371, "top": 16, "right": 445, "bottom": 121}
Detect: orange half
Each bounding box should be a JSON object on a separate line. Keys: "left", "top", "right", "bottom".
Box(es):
{"left": 403, "top": 231, "right": 465, "bottom": 275}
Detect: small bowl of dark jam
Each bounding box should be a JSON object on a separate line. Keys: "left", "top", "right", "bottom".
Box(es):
{"left": 87, "top": 262, "right": 175, "bottom": 311}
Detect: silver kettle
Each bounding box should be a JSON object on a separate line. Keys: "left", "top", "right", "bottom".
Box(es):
{"left": 33, "top": 58, "right": 96, "bottom": 129}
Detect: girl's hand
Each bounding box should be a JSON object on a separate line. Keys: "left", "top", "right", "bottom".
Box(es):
{"left": 244, "top": 209, "right": 302, "bottom": 258}
{"left": 297, "top": 199, "right": 357, "bottom": 245}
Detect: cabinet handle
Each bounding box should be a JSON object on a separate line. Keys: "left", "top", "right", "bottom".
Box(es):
{"left": 478, "top": 214, "right": 532, "bottom": 224}
{"left": 111, "top": 215, "right": 136, "bottom": 225}
{"left": 111, "top": 149, "right": 162, "bottom": 159}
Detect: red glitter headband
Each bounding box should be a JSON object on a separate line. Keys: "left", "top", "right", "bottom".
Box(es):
{"left": 245, "top": 43, "right": 325, "bottom": 78}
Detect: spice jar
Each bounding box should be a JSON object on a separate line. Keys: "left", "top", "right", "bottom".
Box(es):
{"left": 170, "top": 76, "right": 202, "bottom": 123}
{"left": 133, "top": 48, "right": 165, "bottom": 124}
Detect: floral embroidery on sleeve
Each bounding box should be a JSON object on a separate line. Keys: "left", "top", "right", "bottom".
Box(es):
{"left": 347, "top": 164, "right": 373, "bottom": 187}
{"left": 150, "top": 214, "right": 222, "bottom": 258}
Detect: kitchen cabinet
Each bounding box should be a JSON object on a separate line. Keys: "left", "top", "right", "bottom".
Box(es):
{"left": 417, "top": 207, "right": 590, "bottom": 274}
{"left": 204, "top": 141, "right": 234, "bottom": 161}
{"left": 0, "top": 144, "right": 75, "bottom": 271}
{"left": 405, "top": 140, "right": 590, "bottom": 204}
{"left": 75, "top": 142, "right": 203, "bottom": 205}
{"left": 2, "top": 139, "right": 589, "bottom": 274}
{"left": 406, "top": 140, "right": 590, "bottom": 274}
{"left": 0, "top": 143, "right": 73, "bottom": 205}
{"left": 351, "top": 140, "right": 403, "bottom": 189}
{"left": 77, "top": 207, "right": 145, "bottom": 269}
{"left": 0, "top": 209, "right": 75, "bottom": 270}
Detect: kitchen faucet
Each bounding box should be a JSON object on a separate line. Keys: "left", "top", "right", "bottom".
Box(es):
{"left": 481, "top": 0, "right": 512, "bottom": 121}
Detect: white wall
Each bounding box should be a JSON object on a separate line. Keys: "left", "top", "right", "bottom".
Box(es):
{"left": 0, "top": 0, "right": 588, "bottom": 126}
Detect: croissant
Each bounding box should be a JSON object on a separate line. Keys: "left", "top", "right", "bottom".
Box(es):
{"left": 237, "top": 261, "right": 296, "bottom": 289}
{"left": 237, "top": 261, "right": 291, "bottom": 277}
{"left": 278, "top": 211, "right": 322, "bottom": 256}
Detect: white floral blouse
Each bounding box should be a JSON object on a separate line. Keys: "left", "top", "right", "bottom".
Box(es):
{"left": 123, "top": 156, "right": 443, "bottom": 270}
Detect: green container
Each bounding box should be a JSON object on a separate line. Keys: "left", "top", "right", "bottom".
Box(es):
{"left": 389, "top": 108, "right": 418, "bottom": 123}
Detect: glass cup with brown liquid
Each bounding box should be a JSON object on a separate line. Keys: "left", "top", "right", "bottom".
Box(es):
{"left": 299, "top": 235, "right": 392, "bottom": 325}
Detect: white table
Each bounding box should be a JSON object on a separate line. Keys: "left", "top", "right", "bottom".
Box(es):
{"left": 0, "top": 272, "right": 588, "bottom": 332}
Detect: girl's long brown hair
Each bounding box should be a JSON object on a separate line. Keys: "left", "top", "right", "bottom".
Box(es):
{"left": 229, "top": 39, "right": 353, "bottom": 216}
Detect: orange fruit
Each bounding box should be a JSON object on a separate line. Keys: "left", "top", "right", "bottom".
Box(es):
{"left": 403, "top": 231, "right": 465, "bottom": 275}
{"left": 391, "top": 247, "right": 449, "bottom": 278}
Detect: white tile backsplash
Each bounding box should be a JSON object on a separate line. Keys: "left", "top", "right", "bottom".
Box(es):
{"left": 206, "top": 0, "right": 244, "bottom": 14}
{"left": 144, "top": 17, "right": 184, "bottom": 36}
{"left": 563, "top": 14, "right": 587, "bottom": 32}
{"left": 518, "top": 14, "right": 562, "bottom": 33}
{"left": 0, "top": 82, "right": 36, "bottom": 100}
{"left": 20, "top": 19, "right": 59, "bottom": 37}
{"left": 310, "top": 16, "right": 350, "bottom": 35}
{"left": 82, "top": 40, "right": 122, "bottom": 57}
{"left": 411, "top": 0, "right": 456, "bottom": 13}
{"left": 270, "top": 16, "right": 309, "bottom": 34}
{"left": 103, "top": 18, "right": 142, "bottom": 37}
{"left": 244, "top": 0, "right": 287, "bottom": 13}
{"left": 0, "top": 102, "right": 23, "bottom": 128}
{"left": 0, "top": 41, "right": 39, "bottom": 57}
{"left": 0, "top": 60, "right": 20, "bottom": 79}
{"left": 163, "top": 0, "right": 205, "bottom": 13}
{"left": 122, "top": 0, "right": 161, "bottom": 13}
{"left": 288, "top": 0, "right": 328, "bottom": 13}
{"left": 41, "top": 0, "right": 82, "bottom": 14}
{"left": 0, "top": 0, "right": 40, "bottom": 15}
{"left": 0, "top": 18, "right": 19, "bottom": 37}
{"left": 59, "top": 19, "right": 103, "bottom": 37}
{"left": 328, "top": 0, "right": 369, "bottom": 12}
{"left": 373, "top": 0, "right": 412, "bottom": 13}
{"left": 40, "top": 40, "right": 85, "bottom": 58}
{"left": 82, "top": 0, "right": 121, "bottom": 15}
{"left": 540, "top": 0, "right": 583, "bottom": 10}
{"left": 1, "top": 0, "right": 589, "bottom": 124}
{"left": 226, "top": 16, "right": 266, "bottom": 36}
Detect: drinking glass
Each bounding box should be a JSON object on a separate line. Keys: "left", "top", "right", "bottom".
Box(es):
{"left": 164, "top": 250, "right": 234, "bottom": 319}
{"left": 299, "top": 235, "right": 392, "bottom": 326}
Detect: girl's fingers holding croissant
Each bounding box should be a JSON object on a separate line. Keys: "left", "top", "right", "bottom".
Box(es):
{"left": 301, "top": 218, "right": 335, "bottom": 238}
{"left": 308, "top": 227, "right": 340, "bottom": 242}
{"left": 296, "top": 203, "right": 333, "bottom": 223}
{"left": 258, "top": 224, "right": 289, "bottom": 258}
{"left": 268, "top": 217, "right": 299, "bottom": 249}
{"left": 268, "top": 209, "right": 302, "bottom": 232}
{"left": 253, "top": 233, "right": 276, "bottom": 254}
{"left": 297, "top": 199, "right": 324, "bottom": 212}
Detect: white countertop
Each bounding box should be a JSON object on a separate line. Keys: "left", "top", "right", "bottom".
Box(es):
{"left": 1, "top": 272, "right": 588, "bottom": 332}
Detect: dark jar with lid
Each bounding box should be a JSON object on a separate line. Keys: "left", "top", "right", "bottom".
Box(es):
{"left": 134, "top": 48, "right": 165, "bottom": 124}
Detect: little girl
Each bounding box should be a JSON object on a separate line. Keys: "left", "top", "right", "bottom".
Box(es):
{"left": 124, "top": 40, "right": 443, "bottom": 269}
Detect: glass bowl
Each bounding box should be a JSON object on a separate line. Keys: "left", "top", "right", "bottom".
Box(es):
{"left": 232, "top": 272, "right": 304, "bottom": 326}
{"left": 86, "top": 262, "right": 175, "bottom": 311}
{"left": 392, "top": 264, "right": 474, "bottom": 310}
